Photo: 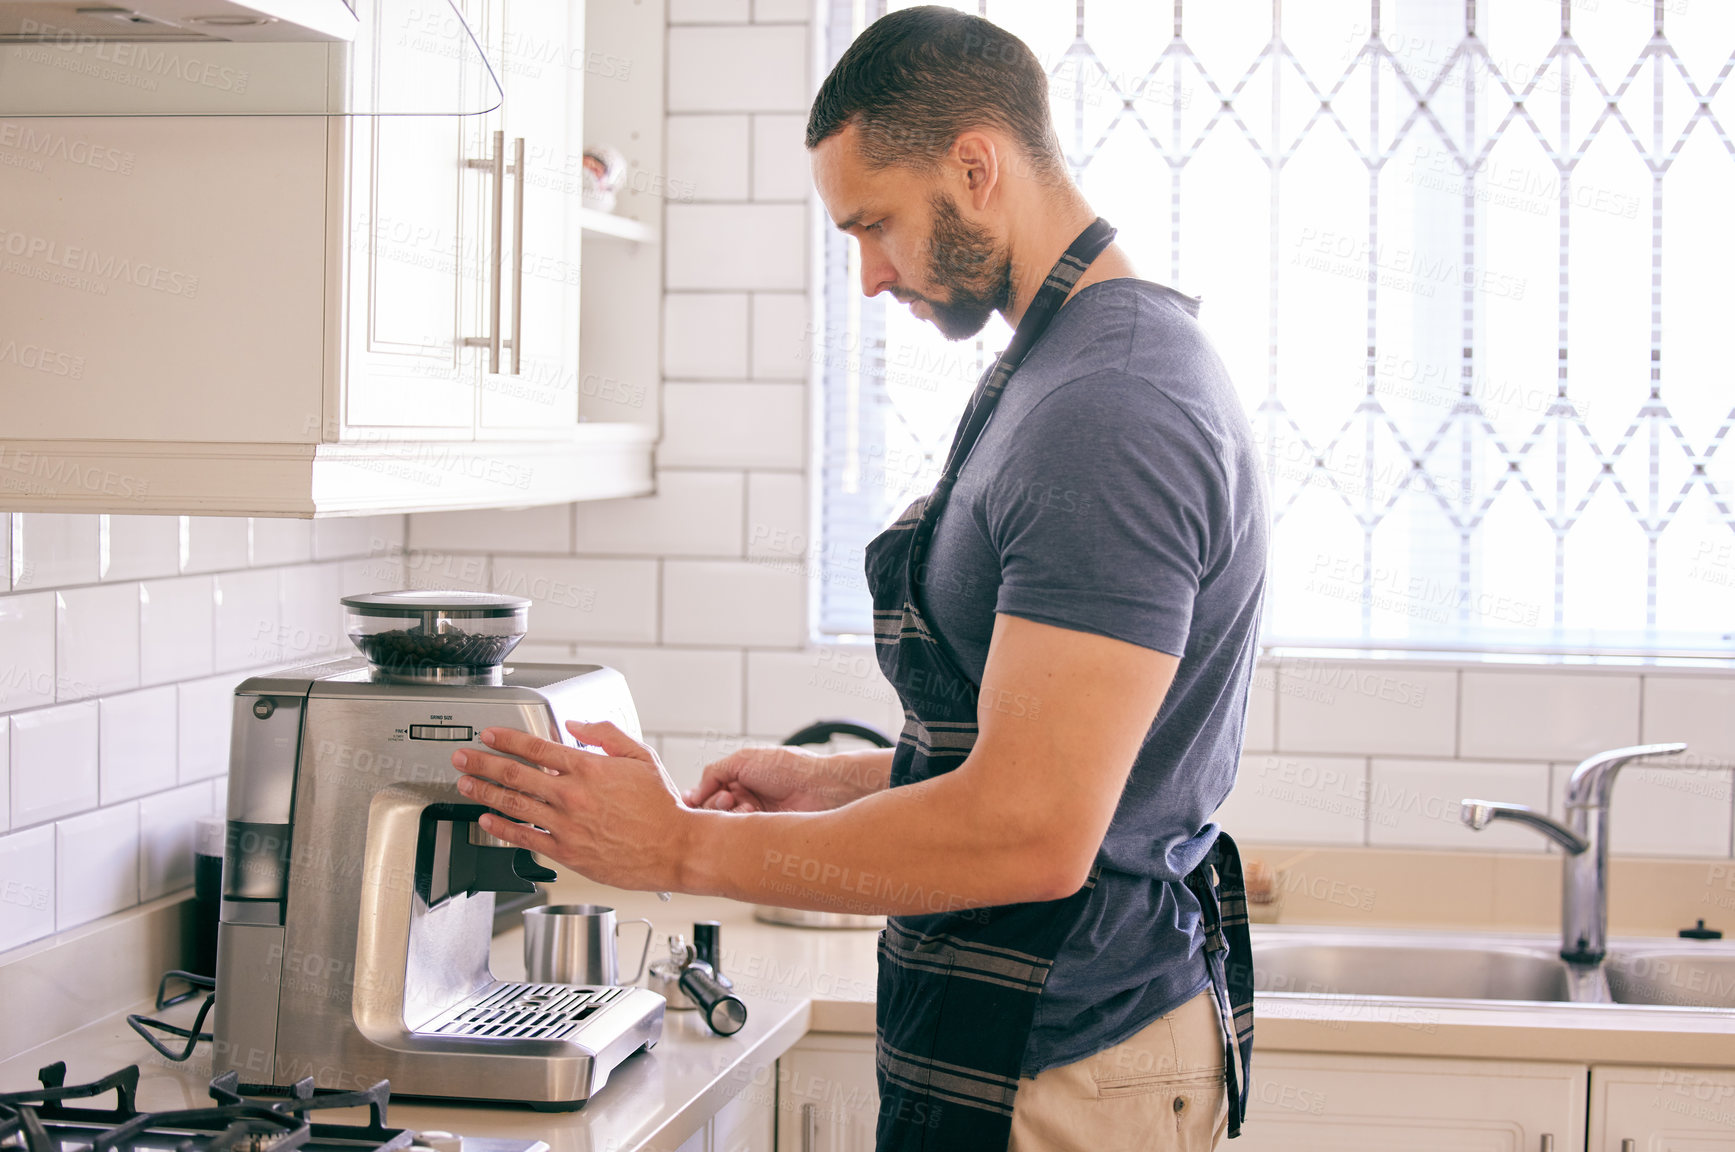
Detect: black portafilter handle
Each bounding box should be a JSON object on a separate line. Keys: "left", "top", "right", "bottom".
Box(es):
{"left": 679, "top": 957, "right": 747, "bottom": 1036}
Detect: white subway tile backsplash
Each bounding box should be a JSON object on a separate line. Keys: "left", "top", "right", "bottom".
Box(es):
{"left": 750, "top": 292, "right": 810, "bottom": 380}
{"left": 664, "top": 294, "right": 750, "bottom": 379}
{"left": 664, "top": 560, "right": 805, "bottom": 647}
{"left": 1, "top": 514, "right": 9, "bottom": 592}
{"left": 667, "top": 25, "right": 809, "bottom": 113}
{"left": 56, "top": 803, "right": 139, "bottom": 930}
{"left": 0, "top": 592, "right": 57, "bottom": 711}
{"left": 746, "top": 472, "right": 806, "bottom": 561}
{"left": 574, "top": 471, "right": 745, "bottom": 557}
{"left": 139, "top": 576, "right": 214, "bottom": 686}
{"left": 571, "top": 645, "right": 742, "bottom": 734}
{"left": 0, "top": 825, "right": 55, "bottom": 952}
{"left": 56, "top": 584, "right": 140, "bottom": 700}
{"left": 1242, "top": 663, "right": 1276, "bottom": 753}
{"left": 99, "top": 686, "right": 178, "bottom": 804}
{"left": 1642, "top": 675, "right": 1735, "bottom": 769}
{"left": 667, "top": 115, "right": 750, "bottom": 200}
{"left": 665, "top": 204, "right": 807, "bottom": 290}
{"left": 213, "top": 570, "right": 281, "bottom": 672}
{"left": 659, "top": 383, "right": 805, "bottom": 469}
{"left": 101, "top": 516, "right": 180, "bottom": 582}
{"left": 1275, "top": 660, "right": 1457, "bottom": 757}
{"left": 1604, "top": 761, "right": 1733, "bottom": 858}
{"left": 138, "top": 782, "right": 215, "bottom": 901}
{"left": 278, "top": 563, "right": 344, "bottom": 664}
{"left": 1460, "top": 670, "right": 1641, "bottom": 762}
{"left": 404, "top": 550, "right": 490, "bottom": 593}
{"left": 250, "top": 519, "right": 313, "bottom": 567}
{"left": 11, "top": 701, "right": 99, "bottom": 827}
{"left": 313, "top": 514, "right": 405, "bottom": 562}
{"left": 1213, "top": 755, "right": 1368, "bottom": 846}
{"left": 342, "top": 554, "right": 405, "bottom": 597}
{"left": 751, "top": 114, "right": 809, "bottom": 200}
{"left": 754, "top": 0, "right": 810, "bottom": 20}
{"left": 408, "top": 505, "right": 573, "bottom": 555}
{"left": 181, "top": 517, "right": 250, "bottom": 574}
{"left": 11, "top": 514, "right": 99, "bottom": 590}
{"left": 0, "top": 717, "right": 7, "bottom": 828}
{"left": 1368, "top": 758, "right": 1549, "bottom": 852}
{"left": 744, "top": 648, "right": 903, "bottom": 740}
{"left": 670, "top": 0, "right": 748, "bottom": 22}
{"left": 177, "top": 674, "right": 237, "bottom": 784}
{"left": 491, "top": 557, "right": 659, "bottom": 644}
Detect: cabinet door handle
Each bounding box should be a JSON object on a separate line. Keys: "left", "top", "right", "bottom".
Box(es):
{"left": 800, "top": 1102, "right": 818, "bottom": 1152}
{"left": 1620, "top": 1141, "right": 1635, "bottom": 1152}
{"left": 1538, "top": 1137, "right": 1552, "bottom": 1152}
{"left": 462, "top": 128, "right": 505, "bottom": 373}
{"left": 508, "top": 135, "right": 525, "bottom": 375}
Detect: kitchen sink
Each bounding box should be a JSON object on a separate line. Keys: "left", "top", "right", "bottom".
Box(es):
{"left": 1251, "top": 936, "right": 1573, "bottom": 1003}
{"left": 1604, "top": 948, "right": 1735, "bottom": 1009}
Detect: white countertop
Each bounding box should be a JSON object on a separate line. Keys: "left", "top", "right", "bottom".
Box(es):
{"left": 5, "top": 885, "right": 1732, "bottom": 1152}
{"left": 0, "top": 889, "right": 878, "bottom": 1152}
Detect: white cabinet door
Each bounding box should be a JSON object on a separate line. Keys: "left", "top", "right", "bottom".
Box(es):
{"left": 0, "top": 114, "right": 328, "bottom": 445}
{"left": 714, "top": 1078, "right": 776, "bottom": 1152}
{"left": 776, "top": 1035, "right": 879, "bottom": 1152}
{"left": 476, "top": 0, "right": 583, "bottom": 433}
{"left": 1229, "top": 1052, "right": 1585, "bottom": 1152}
{"left": 1590, "top": 1065, "right": 1735, "bottom": 1151}
{"left": 342, "top": 0, "right": 478, "bottom": 433}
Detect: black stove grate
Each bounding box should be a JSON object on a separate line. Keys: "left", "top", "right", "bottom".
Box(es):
{"left": 0, "top": 1063, "right": 414, "bottom": 1152}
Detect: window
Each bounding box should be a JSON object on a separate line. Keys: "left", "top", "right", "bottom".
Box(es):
{"left": 816, "top": 0, "right": 1735, "bottom": 656}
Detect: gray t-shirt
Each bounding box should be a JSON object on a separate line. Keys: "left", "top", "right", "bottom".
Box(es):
{"left": 921, "top": 278, "right": 1268, "bottom": 1075}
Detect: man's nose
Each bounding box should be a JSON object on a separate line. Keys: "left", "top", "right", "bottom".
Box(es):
{"left": 858, "top": 240, "right": 897, "bottom": 298}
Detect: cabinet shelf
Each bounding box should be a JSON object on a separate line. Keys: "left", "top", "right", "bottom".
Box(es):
{"left": 578, "top": 207, "right": 657, "bottom": 244}
{"left": 0, "top": 425, "right": 655, "bottom": 517}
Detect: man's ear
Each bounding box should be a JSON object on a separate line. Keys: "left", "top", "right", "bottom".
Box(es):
{"left": 951, "top": 130, "right": 1000, "bottom": 211}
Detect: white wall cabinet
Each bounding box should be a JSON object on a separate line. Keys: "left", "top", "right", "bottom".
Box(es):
{"left": 0, "top": 0, "right": 652, "bottom": 517}
{"left": 1589, "top": 1065, "right": 1735, "bottom": 1151}
{"left": 775, "top": 1034, "right": 879, "bottom": 1152}
{"left": 1230, "top": 1052, "right": 1586, "bottom": 1152}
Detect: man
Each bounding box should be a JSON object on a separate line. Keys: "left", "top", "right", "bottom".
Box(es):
{"left": 451, "top": 8, "right": 1266, "bottom": 1150}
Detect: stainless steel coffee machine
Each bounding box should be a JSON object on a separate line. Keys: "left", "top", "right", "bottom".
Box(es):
{"left": 212, "top": 591, "right": 665, "bottom": 1109}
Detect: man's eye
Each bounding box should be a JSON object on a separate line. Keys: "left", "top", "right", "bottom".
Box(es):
{"left": 865, "top": 220, "right": 884, "bottom": 232}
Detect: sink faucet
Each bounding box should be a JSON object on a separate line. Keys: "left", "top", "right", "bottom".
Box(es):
{"left": 1462, "top": 741, "right": 1689, "bottom": 1000}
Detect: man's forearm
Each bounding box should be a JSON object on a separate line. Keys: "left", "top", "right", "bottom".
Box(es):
{"left": 676, "top": 759, "right": 1067, "bottom": 916}
{"left": 825, "top": 745, "right": 895, "bottom": 803}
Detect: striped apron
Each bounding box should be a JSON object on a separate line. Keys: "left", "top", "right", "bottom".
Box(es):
{"left": 865, "top": 218, "right": 1255, "bottom": 1150}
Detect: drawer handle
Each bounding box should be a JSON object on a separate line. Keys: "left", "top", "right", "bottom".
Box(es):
{"left": 801, "top": 1102, "right": 818, "bottom": 1152}
{"left": 1539, "top": 1137, "right": 1552, "bottom": 1152}
{"left": 1620, "top": 1141, "right": 1635, "bottom": 1152}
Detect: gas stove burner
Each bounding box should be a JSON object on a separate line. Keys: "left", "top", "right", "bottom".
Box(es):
{"left": 0, "top": 1063, "right": 419, "bottom": 1152}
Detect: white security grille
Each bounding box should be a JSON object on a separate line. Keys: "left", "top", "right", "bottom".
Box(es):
{"left": 817, "top": 0, "right": 1735, "bottom": 655}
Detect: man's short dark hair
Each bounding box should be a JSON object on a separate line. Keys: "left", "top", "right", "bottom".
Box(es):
{"left": 806, "top": 6, "right": 1065, "bottom": 178}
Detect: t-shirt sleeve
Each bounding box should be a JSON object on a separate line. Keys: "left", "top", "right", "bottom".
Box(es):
{"left": 984, "top": 369, "right": 1222, "bottom": 657}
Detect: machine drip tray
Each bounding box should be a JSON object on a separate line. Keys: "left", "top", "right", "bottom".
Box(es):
{"left": 417, "top": 982, "right": 633, "bottom": 1041}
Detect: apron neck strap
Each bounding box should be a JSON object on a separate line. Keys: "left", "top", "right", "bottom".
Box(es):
{"left": 998, "top": 216, "right": 1119, "bottom": 371}
{"left": 934, "top": 217, "right": 1118, "bottom": 485}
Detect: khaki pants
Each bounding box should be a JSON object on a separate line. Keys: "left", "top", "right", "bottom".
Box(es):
{"left": 1008, "top": 990, "right": 1227, "bottom": 1152}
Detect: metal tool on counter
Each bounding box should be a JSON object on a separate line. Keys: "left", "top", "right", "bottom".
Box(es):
{"left": 648, "top": 930, "right": 747, "bottom": 1036}
{"left": 212, "top": 590, "right": 664, "bottom": 1110}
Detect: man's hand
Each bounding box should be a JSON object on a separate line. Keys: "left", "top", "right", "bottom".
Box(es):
{"left": 685, "top": 745, "right": 892, "bottom": 813}
{"left": 452, "top": 719, "right": 693, "bottom": 892}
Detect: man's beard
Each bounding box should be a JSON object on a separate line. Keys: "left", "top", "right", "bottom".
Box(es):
{"left": 915, "top": 192, "right": 1012, "bottom": 341}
